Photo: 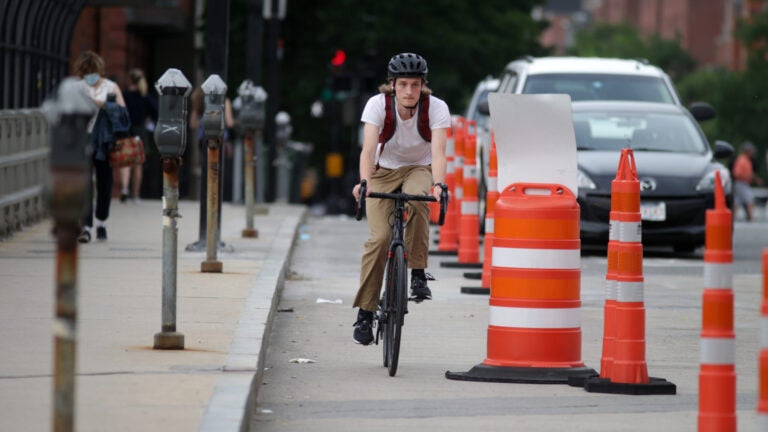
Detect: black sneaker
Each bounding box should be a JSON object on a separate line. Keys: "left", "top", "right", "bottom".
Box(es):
{"left": 353, "top": 309, "right": 374, "bottom": 345}
{"left": 77, "top": 229, "right": 91, "bottom": 243}
{"left": 410, "top": 277, "right": 432, "bottom": 301}
{"left": 96, "top": 226, "right": 107, "bottom": 240}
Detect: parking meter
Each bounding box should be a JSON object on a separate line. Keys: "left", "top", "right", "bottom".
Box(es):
{"left": 274, "top": 111, "right": 293, "bottom": 202}
{"left": 237, "top": 80, "right": 267, "bottom": 131}
{"left": 45, "top": 77, "right": 96, "bottom": 223}
{"left": 201, "top": 74, "right": 227, "bottom": 141}
{"left": 154, "top": 69, "right": 192, "bottom": 158}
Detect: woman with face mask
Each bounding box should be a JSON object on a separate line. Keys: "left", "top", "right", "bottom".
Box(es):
{"left": 74, "top": 50, "right": 127, "bottom": 243}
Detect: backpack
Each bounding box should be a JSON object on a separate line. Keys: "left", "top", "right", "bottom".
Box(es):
{"left": 378, "top": 93, "right": 432, "bottom": 147}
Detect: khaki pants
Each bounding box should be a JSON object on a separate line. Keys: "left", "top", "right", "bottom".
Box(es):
{"left": 354, "top": 165, "right": 433, "bottom": 312}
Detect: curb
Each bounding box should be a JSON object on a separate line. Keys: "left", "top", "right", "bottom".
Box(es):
{"left": 198, "top": 207, "right": 307, "bottom": 432}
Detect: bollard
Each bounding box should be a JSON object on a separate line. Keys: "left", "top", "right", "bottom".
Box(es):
{"left": 45, "top": 77, "right": 95, "bottom": 432}
{"left": 698, "top": 170, "right": 736, "bottom": 430}
{"left": 237, "top": 80, "right": 267, "bottom": 237}
{"left": 432, "top": 120, "right": 458, "bottom": 256}
{"left": 274, "top": 111, "right": 292, "bottom": 203}
{"left": 153, "top": 68, "right": 192, "bottom": 350}
{"left": 581, "top": 149, "right": 675, "bottom": 394}
{"left": 200, "top": 74, "right": 228, "bottom": 273}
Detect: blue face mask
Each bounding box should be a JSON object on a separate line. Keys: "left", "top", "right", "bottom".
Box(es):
{"left": 83, "top": 73, "right": 100, "bottom": 86}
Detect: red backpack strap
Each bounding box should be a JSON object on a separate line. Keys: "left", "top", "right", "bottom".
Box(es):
{"left": 417, "top": 93, "right": 431, "bottom": 142}
{"left": 378, "top": 94, "right": 396, "bottom": 145}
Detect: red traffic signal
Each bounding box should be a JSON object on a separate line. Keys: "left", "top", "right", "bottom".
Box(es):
{"left": 330, "top": 50, "right": 346, "bottom": 67}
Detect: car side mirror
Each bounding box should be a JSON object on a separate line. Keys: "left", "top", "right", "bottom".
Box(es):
{"left": 713, "top": 140, "right": 734, "bottom": 159}
{"left": 477, "top": 99, "right": 490, "bottom": 116}
{"left": 689, "top": 102, "right": 716, "bottom": 122}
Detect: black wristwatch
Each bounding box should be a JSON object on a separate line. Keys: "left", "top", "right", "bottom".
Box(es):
{"left": 432, "top": 182, "right": 447, "bottom": 190}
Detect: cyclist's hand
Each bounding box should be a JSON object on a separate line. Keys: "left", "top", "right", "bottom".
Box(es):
{"left": 353, "top": 180, "right": 369, "bottom": 201}
{"left": 432, "top": 183, "right": 448, "bottom": 202}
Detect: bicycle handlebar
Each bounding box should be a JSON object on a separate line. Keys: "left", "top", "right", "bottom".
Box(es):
{"left": 355, "top": 179, "right": 449, "bottom": 225}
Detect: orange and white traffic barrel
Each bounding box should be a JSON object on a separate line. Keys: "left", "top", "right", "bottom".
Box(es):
{"left": 582, "top": 149, "right": 675, "bottom": 394}
{"left": 759, "top": 249, "right": 768, "bottom": 430}
{"left": 698, "top": 170, "right": 736, "bottom": 431}
{"left": 446, "top": 183, "right": 596, "bottom": 383}
{"left": 433, "top": 117, "right": 461, "bottom": 255}
{"left": 443, "top": 119, "right": 482, "bottom": 269}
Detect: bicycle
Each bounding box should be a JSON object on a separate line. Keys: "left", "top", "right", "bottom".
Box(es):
{"left": 355, "top": 179, "right": 448, "bottom": 376}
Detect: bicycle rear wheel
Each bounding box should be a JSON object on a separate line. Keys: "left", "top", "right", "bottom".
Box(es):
{"left": 383, "top": 244, "right": 407, "bottom": 377}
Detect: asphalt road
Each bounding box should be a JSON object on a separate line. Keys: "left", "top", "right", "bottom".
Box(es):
{"left": 249, "top": 214, "right": 764, "bottom": 432}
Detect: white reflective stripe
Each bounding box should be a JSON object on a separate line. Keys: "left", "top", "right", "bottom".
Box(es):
{"left": 485, "top": 218, "right": 494, "bottom": 234}
{"left": 447, "top": 160, "right": 455, "bottom": 171}
{"left": 463, "top": 165, "right": 478, "bottom": 179}
{"left": 616, "top": 280, "right": 644, "bottom": 302}
{"left": 455, "top": 187, "right": 463, "bottom": 200}
{"left": 605, "top": 279, "right": 617, "bottom": 301}
{"left": 762, "top": 316, "right": 768, "bottom": 348}
{"left": 617, "top": 220, "right": 642, "bottom": 243}
{"left": 704, "top": 262, "right": 733, "bottom": 289}
{"left": 488, "top": 176, "right": 498, "bottom": 192}
{"left": 700, "top": 337, "right": 735, "bottom": 365}
{"left": 492, "top": 246, "right": 580, "bottom": 270}
{"left": 447, "top": 138, "right": 455, "bottom": 156}
{"left": 455, "top": 156, "right": 464, "bottom": 167}
{"left": 760, "top": 415, "right": 768, "bottom": 432}
{"left": 608, "top": 220, "right": 618, "bottom": 241}
{"left": 461, "top": 201, "right": 478, "bottom": 215}
{"left": 489, "top": 305, "right": 581, "bottom": 329}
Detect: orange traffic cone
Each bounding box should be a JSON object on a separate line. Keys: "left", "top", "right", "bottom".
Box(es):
{"left": 462, "top": 133, "right": 498, "bottom": 295}
{"left": 582, "top": 149, "right": 675, "bottom": 394}
{"left": 698, "top": 170, "right": 736, "bottom": 431}
{"left": 446, "top": 183, "right": 596, "bottom": 383}
{"left": 432, "top": 117, "right": 460, "bottom": 256}
{"left": 759, "top": 249, "right": 768, "bottom": 430}
{"left": 442, "top": 119, "right": 482, "bottom": 270}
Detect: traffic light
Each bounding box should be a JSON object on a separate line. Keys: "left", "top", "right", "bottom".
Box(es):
{"left": 330, "top": 50, "right": 346, "bottom": 68}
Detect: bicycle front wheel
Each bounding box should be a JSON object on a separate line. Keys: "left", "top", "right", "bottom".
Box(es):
{"left": 383, "top": 244, "right": 407, "bottom": 377}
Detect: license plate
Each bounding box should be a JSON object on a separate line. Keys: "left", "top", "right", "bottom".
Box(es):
{"left": 640, "top": 201, "right": 666, "bottom": 221}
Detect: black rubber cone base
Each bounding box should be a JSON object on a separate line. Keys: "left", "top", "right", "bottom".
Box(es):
{"left": 463, "top": 271, "right": 482, "bottom": 279}
{"left": 440, "top": 261, "right": 483, "bottom": 269}
{"left": 429, "top": 250, "right": 457, "bottom": 256}
{"left": 445, "top": 363, "right": 598, "bottom": 384}
{"left": 460, "top": 287, "right": 489, "bottom": 295}
{"left": 582, "top": 376, "right": 676, "bottom": 395}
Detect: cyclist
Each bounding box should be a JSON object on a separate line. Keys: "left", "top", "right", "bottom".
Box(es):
{"left": 351, "top": 53, "right": 451, "bottom": 345}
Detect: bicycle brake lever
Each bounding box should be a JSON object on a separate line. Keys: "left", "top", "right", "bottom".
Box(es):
{"left": 355, "top": 180, "right": 367, "bottom": 221}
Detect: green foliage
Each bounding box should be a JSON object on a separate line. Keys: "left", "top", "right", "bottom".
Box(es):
{"left": 567, "top": 22, "right": 696, "bottom": 79}
{"left": 227, "top": 0, "right": 547, "bottom": 155}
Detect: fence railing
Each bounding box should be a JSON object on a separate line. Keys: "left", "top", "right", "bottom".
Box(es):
{"left": 0, "top": 109, "right": 50, "bottom": 238}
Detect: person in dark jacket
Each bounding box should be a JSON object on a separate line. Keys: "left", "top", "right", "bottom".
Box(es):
{"left": 74, "top": 50, "right": 127, "bottom": 243}
{"left": 120, "top": 68, "right": 158, "bottom": 202}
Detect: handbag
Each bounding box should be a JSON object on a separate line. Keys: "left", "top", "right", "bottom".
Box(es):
{"left": 109, "top": 135, "right": 145, "bottom": 168}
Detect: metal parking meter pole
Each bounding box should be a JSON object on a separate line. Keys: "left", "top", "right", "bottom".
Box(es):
{"left": 237, "top": 80, "right": 267, "bottom": 237}
{"left": 153, "top": 68, "right": 192, "bottom": 350}
{"left": 201, "top": 74, "right": 228, "bottom": 273}
{"left": 274, "top": 111, "right": 293, "bottom": 203}
{"left": 45, "top": 77, "right": 95, "bottom": 432}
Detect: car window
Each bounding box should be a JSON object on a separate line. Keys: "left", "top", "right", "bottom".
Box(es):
{"left": 469, "top": 89, "right": 492, "bottom": 130}
{"left": 573, "top": 111, "right": 708, "bottom": 154}
{"left": 523, "top": 74, "right": 675, "bottom": 104}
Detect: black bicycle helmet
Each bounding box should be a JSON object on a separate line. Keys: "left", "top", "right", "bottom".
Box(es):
{"left": 387, "top": 53, "right": 428, "bottom": 78}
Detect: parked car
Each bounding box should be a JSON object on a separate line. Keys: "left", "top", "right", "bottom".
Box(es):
{"left": 572, "top": 101, "right": 733, "bottom": 252}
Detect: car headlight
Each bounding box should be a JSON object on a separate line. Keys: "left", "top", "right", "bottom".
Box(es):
{"left": 696, "top": 167, "right": 732, "bottom": 194}
{"left": 577, "top": 169, "right": 597, "bottom": 191}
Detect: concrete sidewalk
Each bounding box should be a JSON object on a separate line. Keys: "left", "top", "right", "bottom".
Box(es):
{"left": 0, "top": 199, "right": 306, "bottom": 431}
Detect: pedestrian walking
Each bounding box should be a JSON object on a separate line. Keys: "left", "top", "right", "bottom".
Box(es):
{"left": 732, "top": 141, "right": 763, "bottom": 221}
{"left": 74, "top": 50, "right": 130, "bottom": 242}
{"left": 120, "top": 68, "right": 158, "bottom": 203}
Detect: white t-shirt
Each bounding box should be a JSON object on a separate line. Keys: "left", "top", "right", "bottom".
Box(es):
{"left": 360, "top": 93, "right": 451, "bottom": 169}
{"left": 82, "top": 78, "right": 119, "bottom": 133}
